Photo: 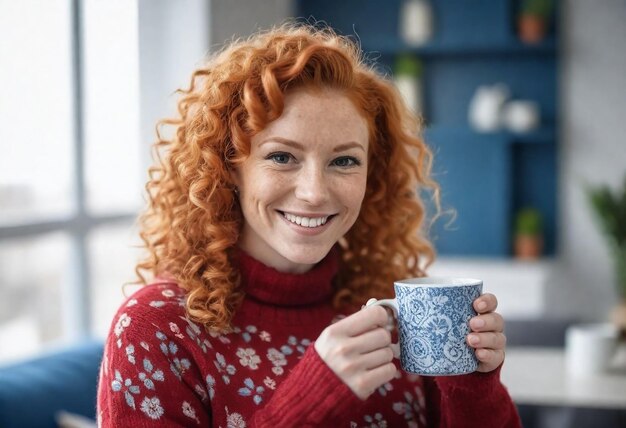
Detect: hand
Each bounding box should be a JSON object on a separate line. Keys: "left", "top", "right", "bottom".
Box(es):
{"left": 467, "top": 293, "right": 507, "bottom": 373}
{"left": 314, "top": 305, "right": 398, "bottom": 400}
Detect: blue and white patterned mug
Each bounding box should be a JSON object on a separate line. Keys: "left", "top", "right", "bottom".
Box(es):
{"left": 366, "top": 277, "right": 483, "bottom": 376}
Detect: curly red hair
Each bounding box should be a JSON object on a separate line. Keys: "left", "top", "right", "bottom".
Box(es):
{"left": 136, "top": 23, "right": 440, "bottom": 332}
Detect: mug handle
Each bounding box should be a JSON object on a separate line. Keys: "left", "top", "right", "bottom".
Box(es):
{"left": 364, "top": 297, "right": 399, "bottom": 318}
{"left": 364, "top": 298, "right": 401, "bottom": 358}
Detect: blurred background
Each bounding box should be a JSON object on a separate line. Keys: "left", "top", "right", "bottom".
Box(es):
{"left": 0, "top": 0, "right": 625, "bottom": 426}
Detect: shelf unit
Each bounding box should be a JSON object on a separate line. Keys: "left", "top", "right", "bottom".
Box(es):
{"left": 297, "top": 0, "right": 559, "bottom": 257}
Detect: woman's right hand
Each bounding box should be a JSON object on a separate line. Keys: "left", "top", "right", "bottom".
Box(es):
{"left": 314, "top": 305, "right": 398, "bottom": 400}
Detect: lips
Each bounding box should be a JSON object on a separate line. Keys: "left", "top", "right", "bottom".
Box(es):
{"left": 280, "top": 211, "right": 335, "bottom": 228}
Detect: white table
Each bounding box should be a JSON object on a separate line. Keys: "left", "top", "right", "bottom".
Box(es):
{"left": 501, "top": 347, "right": 626, "bottom": 410}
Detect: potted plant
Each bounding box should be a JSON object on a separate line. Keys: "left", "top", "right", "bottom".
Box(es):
{"left": 517, "top": 0, "right": 553, "bottom": 44}
{"left": 586, "top": 175, "right": 626, "bottom": 333}
{"left": 393, "top": 54, "right": 424, "bottom": 115}
{"left": 514, "top": 207, "right": 543, "bottom": 259}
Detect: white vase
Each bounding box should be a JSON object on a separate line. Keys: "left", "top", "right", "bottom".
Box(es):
{"left": 468, "top": 84, "right": 510, "bottom": 132}
{"left": 394, "top": 75, "right": 423, "bottom": 114}
{"left": 400, "top": 0, "right": 434, "bottom": 47}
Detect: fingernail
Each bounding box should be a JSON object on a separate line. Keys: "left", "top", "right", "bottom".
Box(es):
{"left": 469, "top": 334, "right": 480, "bottom": 345}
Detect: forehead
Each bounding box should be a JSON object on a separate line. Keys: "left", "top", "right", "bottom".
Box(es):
{"left": 253, "top": 88, "right": 369, "bottom": 149}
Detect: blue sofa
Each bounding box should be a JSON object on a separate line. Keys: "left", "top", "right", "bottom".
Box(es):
{"left": 0, "top": 340, "right": 103, "bottom": 428}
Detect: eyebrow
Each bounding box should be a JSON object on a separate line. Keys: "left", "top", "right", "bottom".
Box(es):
{"left": 260, "top": 137, "right": 366, "bottom": 153}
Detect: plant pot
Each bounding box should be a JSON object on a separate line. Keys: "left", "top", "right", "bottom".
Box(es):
{"left": 518, "top": 15, "right": 547, "bottom": 44}
{"left": 514, "top": 234, "right": 543, "bottom": 259}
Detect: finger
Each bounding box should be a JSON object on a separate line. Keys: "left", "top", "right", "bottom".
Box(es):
{"left": 356, "top": 362, "right": 398, "bottom": 399}
{"left": 354, "top": 327, "right": 392, "bottom": 353}
{"left": 359, "top": 346, "right": 395, "bottom": 370}
{"left": 469, "top": 312, "right": 504, "bottom": 332}
{"left": 467, "top": 332, "right": 507, "bottom": 350}
{"left": 476, "top": 349, "right": 505, "bottom": 372}
{"left": 474, "top": 293, "right": 498, "bottom": 313}
{"left": 333, "top": 305, "right": 391, "bottom": 336}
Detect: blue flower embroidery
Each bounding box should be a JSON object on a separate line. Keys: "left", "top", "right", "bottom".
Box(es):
{"left": 138, "top": 358, "right": 165, "bottom": 390}
{"left": 111, "top": 370, "right": 140, "bottom": 410}
{"left": 238, "top": 377, "right": 264, "bottom": 405}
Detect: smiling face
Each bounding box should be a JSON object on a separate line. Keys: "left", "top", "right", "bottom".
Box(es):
{"left": 232, "top": 88, "right": 369, "bottom": 273}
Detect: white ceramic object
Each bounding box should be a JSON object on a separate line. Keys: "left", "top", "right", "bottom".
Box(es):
{"left": 400, "top": 0, "right": 434, "bottom": 47}
{"left": 394, "top": 75, "right": 423, "bottom": 114}
{"left": 503, "top": 100, "right": 540, "bottom": 132}
{"left": 468, "top": 84, "right": 510, "bottom": 132}
{"left": 565, "top": 323, "right": 618, "bottom": 376}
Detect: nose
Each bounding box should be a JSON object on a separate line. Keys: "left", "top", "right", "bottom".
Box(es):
{"left": 294, "top": 164, "right": 330, "bottom": 206}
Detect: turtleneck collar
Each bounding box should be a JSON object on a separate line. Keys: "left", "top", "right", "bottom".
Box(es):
{"left": 236, "top": 247, "right": 339, "bottom": 307}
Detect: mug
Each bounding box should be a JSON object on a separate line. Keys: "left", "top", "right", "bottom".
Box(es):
{"left": 366, "top": 277, "right": 483, "bottom": 376}
{"left": 565, "top": 323, "right": 618, "bottom": 376}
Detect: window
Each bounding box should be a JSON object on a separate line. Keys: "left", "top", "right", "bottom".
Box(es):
{"left": 0, "top": 0, "right": 140, "bottom": 364}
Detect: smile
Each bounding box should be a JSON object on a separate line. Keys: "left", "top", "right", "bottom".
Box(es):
{"left": 281, "top": 212, "right": 332, "bottom": 228}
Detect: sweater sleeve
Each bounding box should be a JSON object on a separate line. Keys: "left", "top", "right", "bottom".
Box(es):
{"left": 248, "top": 345, "right": 365, "bottom": 427}
{"left": 423, "top": 364, "right": 522, "bottom": 428}
{"left": 97, "top": 301, "right": 211, "bottom": 427}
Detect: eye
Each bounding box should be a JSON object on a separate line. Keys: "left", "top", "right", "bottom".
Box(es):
{"left": 267, "top": 152, "right": 293, "bottom": 165}
{"left": 332, "top": 156, "right": 361, "bottom": 168}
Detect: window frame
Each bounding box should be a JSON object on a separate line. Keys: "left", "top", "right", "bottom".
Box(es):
{"left": 0, "top": 0, "right": 136, "bottom": 341}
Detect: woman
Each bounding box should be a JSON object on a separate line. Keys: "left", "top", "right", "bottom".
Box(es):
{"left": 97, "top": 23, "right": 520, "bottom": 427}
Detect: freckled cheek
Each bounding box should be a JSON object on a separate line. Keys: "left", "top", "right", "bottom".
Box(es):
{"left": 335, "top": 175, "right": 367, "bottom": 219}
{"left": 244, "top": 171, "right": 291, "bottom": 217}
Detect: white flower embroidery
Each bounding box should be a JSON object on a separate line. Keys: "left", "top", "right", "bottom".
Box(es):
{"left": 195, "top": 383, "right": 209, "bottom": 403}
{"left": 237, "top": 348, "right": 261, "bottom": 370}
{"left": 114, "top": 313, "right": 131, "bottom": 337}
{"left": 169, "top": 322, "right": 185, "bottom": 339}
{"left": 149, "top": 300, "right": 165, "bottom": 308}
{"left": 126, "top": 298, "right": 138, "bottom": 307}
{"left": 226, "top": 406, "right": 246, "bottom": 428}
{"left": 266, "top": 348, "right": 287, "bottom": 375}
{"left": 185, "top": 319, "right": 212, "bottom": 353}
{"left": 140, "top": 396, "right": 164, "bottom": 420}
{"left": 263, "top": 376, "right": 276, "bottom": 390}
{"left": 182, "top": 401, "right": 200, "bottom": 423}
{"left": 162, "top": 289, "right": 175, "bottom": 298}
{"left": 259, "top": 331, "right": 271, "bottom": 342}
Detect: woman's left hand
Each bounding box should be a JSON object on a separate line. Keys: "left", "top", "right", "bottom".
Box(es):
{"left": 467, "top": 293, "right": 507, "bottom": 373}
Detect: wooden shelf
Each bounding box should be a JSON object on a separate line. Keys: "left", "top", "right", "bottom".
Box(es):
{"left": 366, "top": 38, "right": 557, "bottom": 57}
{"left": 424, "top": 125, "right": 556, "bottom": 145}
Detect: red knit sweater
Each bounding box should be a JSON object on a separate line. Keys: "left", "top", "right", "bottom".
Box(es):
{"left": 97, "top": 250, "right": 521, "bottom": 427}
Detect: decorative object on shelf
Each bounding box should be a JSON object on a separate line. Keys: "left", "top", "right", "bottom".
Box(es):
{"left": 517, "top": 0, "right": 553, "bottom": 44}
{"left": 393, "top": 54, "right": 424, "bottom": 115}
{"left": 586, "top": 175, "right": 626, "bottom": 335}
{"left": 502, "top": 100, "right": 540, "bottom": 133}
{"left": 514, "top": 207, "right": 543, "bottom": 259}
{"left": 565, "top": 323, "right": 619, "bottom": 376}
{"left": 468, "top": 83, "right": 510, "bottom": 133}
{"left": 399, "top": 0, "right": 434, "bottom": 47}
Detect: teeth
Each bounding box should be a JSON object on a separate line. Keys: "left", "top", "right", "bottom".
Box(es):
{"left": 283, "top": 212, "right": 329, "bottom": 228}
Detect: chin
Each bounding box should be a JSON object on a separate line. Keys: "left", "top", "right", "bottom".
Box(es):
{"left": 280, "top": 245, "right": 333, "bottom": 266}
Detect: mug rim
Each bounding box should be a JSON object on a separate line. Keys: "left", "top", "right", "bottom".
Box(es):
{"left": 394, "top": 277, "right": 482, "bottom": 288}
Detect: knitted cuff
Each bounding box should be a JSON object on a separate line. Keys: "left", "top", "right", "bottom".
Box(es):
{"left": 253, "top": 345, "right": 364, "bottom": 426}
